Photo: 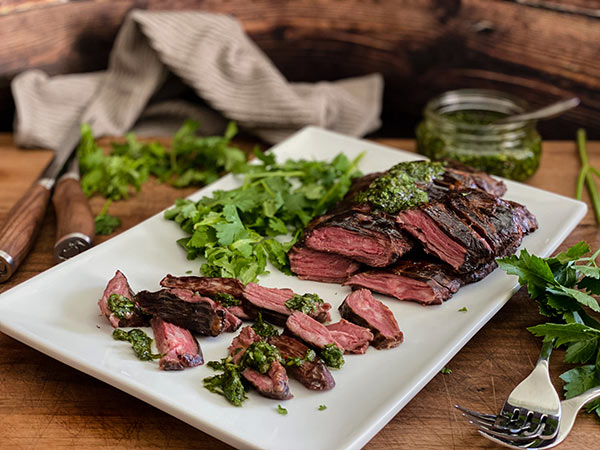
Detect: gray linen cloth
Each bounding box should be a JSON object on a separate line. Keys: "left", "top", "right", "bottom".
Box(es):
{"left": 12, "top": 10, "right": 383, "bottom": 149}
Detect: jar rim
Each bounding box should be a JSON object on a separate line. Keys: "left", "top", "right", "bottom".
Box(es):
{"left": 424, "top": 89, "right": 534, "bottom": 133}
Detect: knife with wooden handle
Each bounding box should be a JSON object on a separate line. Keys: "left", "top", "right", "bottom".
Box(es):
{"left": 0, "top": 123, "right": 94, "bottom": 282}
{"left": 52, "top": 155, "right": 95, "bottom": 262}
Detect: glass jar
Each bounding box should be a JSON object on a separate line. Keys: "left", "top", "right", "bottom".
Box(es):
{"left": 416, "top": 89, "right": 542, "bottom": 181}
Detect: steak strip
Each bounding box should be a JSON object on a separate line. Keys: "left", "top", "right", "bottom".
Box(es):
{"left": 339, "top": 289, "right": 403, "bottom": 349}
{"left": 137, "top": 288, "right": 226, "bottom": 336}
{"left": 242, "top": 282, "right": 331, "bottom": 326}
{"left": 150, "top": 317, "right": 203, "bottom": 370}
{"left": 326, "top": 319, "right": 374, "bottom": 354}
{"left": 228, "top": 326, "right": 292, "bottom": 400}
{"left": 268, "top": 335, "right": 335, "bottom": 391}
{"left": 98, "top": 270, "right": 146, "bottom": 328}
{"left": 288, "top": 243, "right": 361, "bottom": 284}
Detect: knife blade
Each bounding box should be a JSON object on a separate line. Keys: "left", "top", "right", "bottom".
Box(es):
{"left": 0, "top": 122, "right": 85, "bottom": 282}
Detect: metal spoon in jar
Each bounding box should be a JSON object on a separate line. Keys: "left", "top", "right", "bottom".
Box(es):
{"left": 494, "top": 97, "right": 580, "bottom": 124}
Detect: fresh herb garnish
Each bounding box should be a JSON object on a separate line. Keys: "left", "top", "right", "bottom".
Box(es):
{"left": 204, "top": 359, "right": 248, "bottom": 407}
{"left": 239, "top": 341, "right": 283, "bottom": 374}
{"left": 285, "top": 349, "right": 317, "bottom": 367}
{"left": 575, "top": 129, "right": 600, "bottom": 224}
{"left": 355, "top": 161, "right": 444, "bottom": 213}
{"left": 94, "top": 199, "right": 121, "bottom": 235}
{"left": 107, "top": 294, "right": 135, "bottom": 319}
{"left": 440, "top": 367, "right": 452, "bottom": 374}
{"left": 285, "top": 293, "right": 324, "bottom": 314}
{"left": 251, "top": 312, "right": 279, "bottom": 339}
{"left": 112, "top": 329, "right": 161, "bottom": 361}
{"left": 185, "top": 270, "right": 193, "bottom": 274}
{"left": 213, "top": 292, "right": 240, "bottom": 307}
{"left": 458, "top": 307, "right": 468, "bottom": 312}
{"left": 319, "top": 343, "right": 345, "bottom": 369}
{"left": 277, "top": 405, "right": 288, "bottom": 415}
{"left": 318, "top": 405, "right": 327, "bottom": 411}
{"left": 498, "top": 242, "right": 600, "bottom": 417}
{"left": 165, "top": 150, "right": 363, "bottom": 283}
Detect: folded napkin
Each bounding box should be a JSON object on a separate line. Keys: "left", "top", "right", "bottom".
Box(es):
{"left": 12, "top": 10, "right": 383, "bottom": 149}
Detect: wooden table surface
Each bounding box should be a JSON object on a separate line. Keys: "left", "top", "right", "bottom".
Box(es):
{"left": 0, "top": 133, "right": 599, "bottom": 449}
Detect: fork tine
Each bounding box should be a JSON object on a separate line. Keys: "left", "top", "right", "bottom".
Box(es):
{"left": 454, "top": 404, "right": 497, "bottom": 421}
{"left": 477, "top": 429, "right": 541, "bottom": 449}
{"left": 475, "top": 422, "right": 545, "bottom": 442}
{"left": 464, "top": 416, "right": 496, "bottom": 428}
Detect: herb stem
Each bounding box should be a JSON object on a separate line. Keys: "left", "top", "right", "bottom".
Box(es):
{"left": 577, "top": 129, "right": 600, "bottom": 223}
{"left": 244, "top": 170, "right": 306, "bottom": 179}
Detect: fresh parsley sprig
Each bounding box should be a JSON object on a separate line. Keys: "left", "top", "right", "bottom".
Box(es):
{"left": 498, "top": 242, "right": 600, "bottom": 418}
{"left": 165, "top": 149, "right": 364, "bottom": 283}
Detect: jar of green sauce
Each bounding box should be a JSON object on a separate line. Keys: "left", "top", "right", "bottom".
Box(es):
{"left": 416, "top": 89, "right": 542, "bottom": 181}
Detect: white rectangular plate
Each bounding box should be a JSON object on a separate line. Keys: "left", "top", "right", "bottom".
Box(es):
{"left": 0, "top": 127, "right": 587, "bottom": 450}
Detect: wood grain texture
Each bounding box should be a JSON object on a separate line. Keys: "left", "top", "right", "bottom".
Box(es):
{"left": 0, "top": 179, "right": 50, "bottom": 280}
{"left": 0, "top": 133, "right": 599, "bottom": 448}
{"left": 52, "top": 176, "right": 96, "bottom": 245}
{"left": 0, "top": 0, "right": 598, "bottom": 139}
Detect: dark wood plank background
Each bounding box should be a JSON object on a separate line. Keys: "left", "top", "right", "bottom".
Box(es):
{"left": 0, "top": 0, "right": 599, "bottom": 139}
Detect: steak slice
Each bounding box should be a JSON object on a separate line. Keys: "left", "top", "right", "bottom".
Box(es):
{"left": 150, "top": 317, "right": 203, "bottom": 370}
{"left": 397, "top": 203, "right": 491, "bottom": 273}
{"left": 305, "top": 205, "right": 413, "bottom": 267}
{"left": 344, "top": 260, "right": 461, "bottom": 305}
{"left": 268, "top": 335, "right": 335, "bottom": 391}
{"left": 242, "top": 283, "right": 331, "bottom": 326}
{"left": 98, "top": 270, "right": 146, "bottom": 328}
{"left": 229, "top": 326, "right": 292, "bottom": 400}
{"left": 442, "top": 163, "right": 507, "bottom": 197}
{"left": 326, "top": 319, "right": 374, "bottom": 354}
{"left": 458, "top": 260, "right": 499, "bottom": 285}
{"left": 137, "top": 288, "right": 226, "bottom": 336}
{"left": 160, "top": 274, "right": 245, "bottom": 298}
{"left": 286, "top": 311, "right": 340, "bottom": 350}
{"left": 288, "top": 243, "right": 360, "bottom": 283}
{"left": 339, "top": 289, "right": 403, "bottom": 349}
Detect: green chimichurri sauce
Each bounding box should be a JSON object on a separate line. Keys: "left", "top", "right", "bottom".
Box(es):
{"left": 416, "top": 109, "right": 541, "bottom": 181}
{"left": 355, "top": 161, "right": 445, "bottom": 214}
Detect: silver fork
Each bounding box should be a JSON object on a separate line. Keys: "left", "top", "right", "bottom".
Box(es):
{"left": 456, "top": 339, "right": 561, "bottom": 441}
{"left": 477, "top": 385, "right": 600, "bottom": 449}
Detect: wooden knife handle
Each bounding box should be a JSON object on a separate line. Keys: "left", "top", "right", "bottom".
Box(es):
{"left": 0, "top": 181, "right": 51, "bottom": 283}
{"left": 52, "top": 175, "right": 95, "bottom": 262}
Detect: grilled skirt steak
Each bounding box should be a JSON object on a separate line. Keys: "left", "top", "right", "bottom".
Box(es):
{"left": 339, "top": 289, "right": 403, "bottom": 349}
{"left": 242, "top": 283, "right": 331, "bottom": 326}
{"left": 285, "top": 311, "right": 340, "bottom": 350}
{"left": 137, "top": 288, "right": 226, "bottom": 336}
{"left": 305, "top": 205, "right": 413, "bottom": 267}
{"left": 268, "top": 335, "right": 335, "bottom": 390}
{"left": 288, "top": 243, "right": 361, "bottom": 283}
{"left": 229, "top": 326, "right": 292, "bottom": 400}
{"left": 150, "top": 317, "right": 203, "bottom": 370}
{"left": 98, "top": 270, "right": 146, "bottom": 328}
{"left": 344, "top": 260, "right": 461, "bottom": 305}
{"left": 326, "top": 319, "right": 374, "bottom": 354}
{"left": 160, "top": 274, "right": 245, "bottom": 299}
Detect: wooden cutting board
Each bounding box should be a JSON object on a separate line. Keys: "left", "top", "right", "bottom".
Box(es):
{"left": 0, "top": 134, "right": 599, "bottom": 449}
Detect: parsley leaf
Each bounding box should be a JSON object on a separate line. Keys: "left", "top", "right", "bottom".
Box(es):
{"left": 440, "top": 367, "right": 452, "bottom": 374}
{"left": 277, "top": 405, "right": 288, "bottom": 415}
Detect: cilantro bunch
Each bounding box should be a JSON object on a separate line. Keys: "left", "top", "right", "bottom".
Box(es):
{"left": 498, "top": 242, "right": 600, "bottom": 418}
{"left": 165, "top": 149, "right": 363, "bottom": 283}
{"left": 76, "top": 120, "right": 246, "bottom": 235}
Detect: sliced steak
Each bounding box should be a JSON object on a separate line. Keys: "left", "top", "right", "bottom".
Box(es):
{"left": 228, "top": 326, "right": 292, "bottom": 400}
{"left": 285, "top": 311, "right": 340, "bottom": 350}
{"left": 397, "top": 203, "right": 491, "bottom": 273}
{"left": 339, "top": 289, "right": 403, "bottom": 349}
{"left": 305, "top": 205, "right": 413, "bottom": 267}
{"left": 442, "top": 162, "right": 507, "bottom": 197}
{"left": 268, "top": 335, "right": 335, "bottom": 391}
{"left": 344, "top": 259, "right": 462, "bottom": 305}
{"left": 242, "top": 283, "right": 331, "bottom": 326}
{"left": 150, "top": 317, "right": 203, "bottom": 370}
{"left": 458, "top": 260, "right": 499, "bottom": 285}
{"left": 160, "top": 274, "right": 245, "bottom": 298}
{"left": 227, "top": 305, "right": 251, "bottom": 321}
{"left": 288, "top": 243, "right": 360, "bottom": 283}
{"left": 98, "top": 270, "right": 146, "bottom": 328}
{"left": 137, "top": 288, "right": 225, "bottom": 336}
{"left": 326, "top": 319, "right": 374, "bottom": 354}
